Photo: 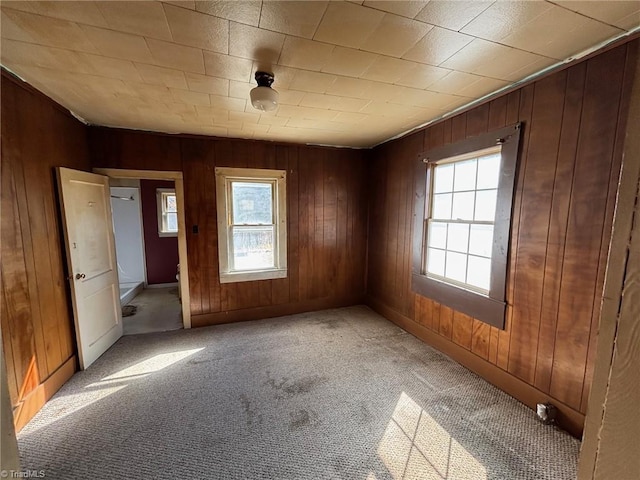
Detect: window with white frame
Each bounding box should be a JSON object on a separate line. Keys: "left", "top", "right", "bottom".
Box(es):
{"left": 412, "top": 124, "right": 521, "bottom": 329}
{"left": 426, "top": 146, "right": 502, "bottom": 294}
{"left": 215, "top": 167, "right": 287, "bottom": 284}
{"left": 157, "top": 188, "right": 178, "bottom": 236}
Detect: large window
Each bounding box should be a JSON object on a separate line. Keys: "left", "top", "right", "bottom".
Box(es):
{"left": 215, "top": 167, "right": 287, "bottom": 284}
{"left": 157, "top": 188, "right": 178, "bottom": 237}
{"left": 412, "top": 124, "right": 521, "bottom": 329}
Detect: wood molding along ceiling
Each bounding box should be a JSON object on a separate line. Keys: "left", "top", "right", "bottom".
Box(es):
{"left": 0, "top": 1, "right": 638, "bottom": 147}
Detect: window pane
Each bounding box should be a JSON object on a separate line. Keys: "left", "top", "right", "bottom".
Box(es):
{"left": 428, "top": 222, "right": 447, "bottom": 249}
{"left": 469, "top": 224, "right": 493, "bottom": 258}
{"left": 231, "top": 226, "right": 274, "bottom": 270}
{"left": 232, "top": 182, "right": 273, "bottom": 225}
{"left": 432, "top": 193, "right": 452, "bottom": 219}
{"left": 477, "top": 154, "right": 501, "bottom": 189}
{"left": 475, "top": 189, "right": 497, "bottom": 221}
{"left": 166, "top": 212, "right": 178, "bottom": 232}
{"left": 453, "top": 159, "right": 477, "bottom": 192}
{"left": 427, "top": 248, "right": 445, "bottom": 277}
{"left": 467, "top": 255, "right": 491, "bottom": 291}
{"left": 165, "top": 194, "right": 177, "bottom": 212}
{"left": 445, "top": 251, "right": 467, "bottom": 283}
{"left": 434, "top": 164, "right": 454, "bottom": 193}
{"left": 452, "top": 191, "right": 475, "bottom": 220}
{"left": 447, "top": 223, "right": 469, "bottom": 253}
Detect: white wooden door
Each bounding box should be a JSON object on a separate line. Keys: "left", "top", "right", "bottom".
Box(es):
{"left": 57, "top": 167, "right": 122, "bottom": 370}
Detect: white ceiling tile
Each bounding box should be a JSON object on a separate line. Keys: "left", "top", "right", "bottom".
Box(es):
{"left": 0, "top": 39, "right": 89, "bottom": 73}
{"left": 96, "top": 1, "right": 173, "bottom": 40}
{"left": 313, "top": 1, "right": 385, "bottom": 49}
{"left": 228, "top": 80, "right": 253, "bottom": 99}
{"left": 203, "top": 51, "right": 253, "bottom": 82}
{"left": 2, "top": 1, "right": 109, "bottom": 27}
{"left": 461, "top": 1, "right": 550, "bottom": 41}
{"left": 147, "top": 38, "right": 205, "bottom": 74}
{"left": 170, "top": 87, "right": 211, "bottom": 106}
{"left": 360, "top": 13, "right": 433, "bottom": 57}
{"left": 289, "top": 70, "right": 338, "bottom": 94}
{"left": 78, "top": 53, "right": 143, "bottom": 82}
{"left": 554, "top": 1, "right": 640, "bottom": 31}
{"left": 500, "top": 6, "right": 623, "bottom": 59}
{"left": 461, "top": 1, "right": 622, "bottom": 59}
{"left": 163, "top": 4, "right": 228, "bottom": 53}
{"left": 325, "top": 76, "right": 377, "bottom": 99}
{"left": 0, "top": 0, "right": 629, "bottom": 147}
{"left": 2, "top": 7, "right": 99, "bottom": 53}
{"left": 362, "top": 1, "right": 429, "bottom": 18}
{"left": 440, "top": 38, "right": 551, "bottom": 81}
{"left": 396, "top": 63, "right": 451, "bottom": 89}
{"left": 229, "top": 22, "right": 285, "bottom": 64}
{"left": 278, "top": 36, "right": 335, "bottom": 70}
{"left": 185, "top": 72, "right": 229, "bottom": 96}
{"left": 275, "top": 89, "right": 306, "bottom": 106}
{"left": 321, "top": 47, "right": 378, "bottom": 77}
{"left": 195, "top": 1, "right": 261, "bottom": 26}
{"left": 403, "top": 26, "right": 474, "bottom": 66}
{"left": 259, "top": 1, "right": 328, "bottom": 38}
{"left": 415, "top": 1, "right": 494, "bottom": 31}
{"left": 80, "top": 25, "right": 156, "bottom": 63}
{"left": 135, "top": 63, "right": 188, "bottom": 89}
{"left": 163, "top": 1, "right": 196, "bottom": 10}
{"left": 363, "top": 56, "right": 417, "bottom": 84}
{"left": 209, "top": 94, "right": 247, "bottom": 111}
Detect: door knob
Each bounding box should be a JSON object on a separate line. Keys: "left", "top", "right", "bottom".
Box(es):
{"left": 75, "top": 273, "right": 86, "bottom": 280}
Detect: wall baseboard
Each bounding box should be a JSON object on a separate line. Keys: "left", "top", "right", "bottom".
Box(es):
{"left": 13, "top": 356, "right": 76, "bottom": 432}
{"left": 146, "top": 282, "right": 179, "bottom": 289}
{"left": 366, "top": 296, "right": 585, "bottom": 438}
{"left": 192, "top": 295, "right": 365, "bottom": 327}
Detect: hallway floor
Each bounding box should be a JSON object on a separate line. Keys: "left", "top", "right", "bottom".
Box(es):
{"left": 123, "top": 286, "right": 182, "bottom": 335}
{"left": 17, "top": 306, "right": 579, "bottom": 479}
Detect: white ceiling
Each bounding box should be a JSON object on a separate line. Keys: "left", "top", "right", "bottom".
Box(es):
{"left": 1, "top": 1, "right": 638, "bottom": 147}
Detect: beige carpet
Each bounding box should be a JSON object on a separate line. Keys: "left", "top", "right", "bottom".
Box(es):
{"left": 18, "top": 306, "right": 579, "bottom": 479}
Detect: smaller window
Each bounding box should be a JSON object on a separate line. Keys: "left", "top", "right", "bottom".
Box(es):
{"left": 215, "top": 167, "right": 287, "bottom": 284}
{"left": 157, "top": 188, "right": 178, "bottom": 237}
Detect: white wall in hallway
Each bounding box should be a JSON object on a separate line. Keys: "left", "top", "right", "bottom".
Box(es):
{"left": 110, "top": 186, "right": 146, "bottom": 284}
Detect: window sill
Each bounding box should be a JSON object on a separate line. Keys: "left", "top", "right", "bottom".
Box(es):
{"left": 220, "top": 268, "right": 287, "bottom": 284}
{"left": 158, "top": 231, "right": 178, "bottom": 238}
{"left": 412, "top": 273, "right": 506, "bottom": 329}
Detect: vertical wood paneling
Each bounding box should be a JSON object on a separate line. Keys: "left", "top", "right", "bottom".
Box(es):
{"left": 91, "top": 130, "right": 369, "bottom": 325}
{"left": 365, "top": 40, "right": 637, "bottom": 425}
{"left": 508, "top": 74, "right": 566, "bottom": 384}
{"left": 1, "top": 72, "right": 89, "bottom": 408}
{"left": 581, "top": 42, "right": 638, "bottom": 413}
{"left": 550, "top": 46, "right": 627, "bottom": 410}
{"left": 534, "top": 64, "right": 586, "bottom": 393}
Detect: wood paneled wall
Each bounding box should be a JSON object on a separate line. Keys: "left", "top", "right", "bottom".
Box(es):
{"left": 90, "top": 129, "right": 369, "bottom": 326}
{"left": 366, "top": 40, "right": 638, "bottom": 433}
{"left": 1, "top": 72, "right": 88, "bottom": 408}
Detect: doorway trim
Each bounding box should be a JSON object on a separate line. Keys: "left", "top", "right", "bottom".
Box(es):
{"left": 94, "top": 168, "right": 191, "bottom": 329}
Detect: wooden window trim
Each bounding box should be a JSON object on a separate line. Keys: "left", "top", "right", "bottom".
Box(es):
{"left": 412, "top": 123, "right": 522, "bottom": 329}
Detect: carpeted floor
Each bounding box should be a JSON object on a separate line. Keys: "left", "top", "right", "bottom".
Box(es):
{"left": 18, "top": 306, "right": 579, "bottom": 479}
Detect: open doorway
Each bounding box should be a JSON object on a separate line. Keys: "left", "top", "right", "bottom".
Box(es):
{"left": 110, "top": 179, "right": 181, "bottom": 334}
{"left": 96, "top": 169, "right": 191, "bottom": 331}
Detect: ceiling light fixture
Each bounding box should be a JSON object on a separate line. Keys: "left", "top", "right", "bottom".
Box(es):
{"left": 250, "top": 71, "right": 278, "bottom": 112}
